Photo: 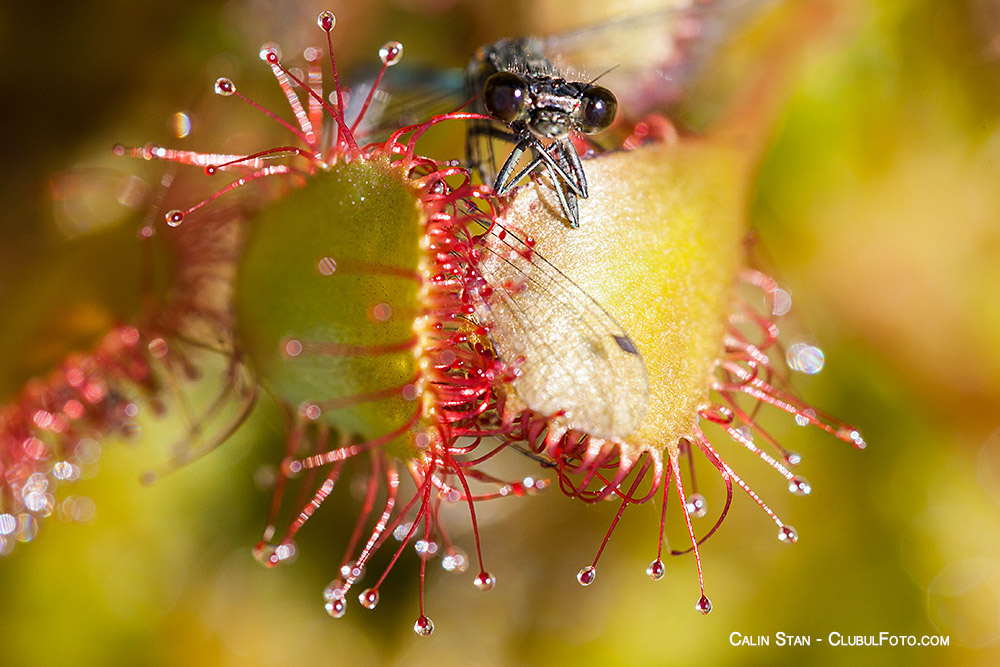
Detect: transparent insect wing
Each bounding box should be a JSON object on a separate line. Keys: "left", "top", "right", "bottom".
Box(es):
{"left": 536, "top": 0, "right": 777, "bottom": 119}
{"left": 473, "top": 222, "right": 650, "bottom": 441}
{"left": 349, "top": 65, "right": 466, "bottom": 142}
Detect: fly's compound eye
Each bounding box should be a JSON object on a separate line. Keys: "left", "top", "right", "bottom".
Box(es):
{"left": 483, "top": 72, "right": 529, "bottom": 123}
{"left": 578, "top": 85, "right": 617, "bottom": 134}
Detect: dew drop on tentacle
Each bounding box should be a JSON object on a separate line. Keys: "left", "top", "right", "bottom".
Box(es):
{"left": 393, "top": 522, "right": 413, "bottom": 542}
{"left": 323, "top": 580, "right": 348, "bottom": 618}
{"left": 684, "top": 492, "right": 707, "bottom": 518}
{"left": 323, "top": 579, "right": 346, "bottom": 601}
{"left": 576, "top": 565, "right": 596, "bottom": 586}
{"left": 771, "top": 286, "right": 792, "bottom": 316}
{"left": 788, "top": 475, "right": 811, "bottom": 496}
{"left": 164, "top": 210, "right": 184, "bottom": 227}
{"left": 413, "top": 615, "right": 435, "bottom": 637}
{"left": 317, "top": 256, "right": 337, "bottom": 275}
{"left": 325, "top": 598, "right": 347, "bottom": 618}
{"left": 214, "top": 77, "right": 235, "bottom": 96}
{"left": 340, "top": 562, "right": 365, "bottom": 581}
{"left": 842, "top": 428, "right": 866, "bottom": 449}
{"left": 473, "top": 571, "right": 496, "bottom": 591}
{"left": 414, "top": 539, "right": 438, "bottom": 558}
{"left": 379, "top": 41, "right": 403, "bottom": 66}
{"left": 646, "top": 559, "right": 666, "bottom": 581}
{"left": 252, "top": 540, "right": 296, "bottom": 567}
{"left": 358, "top": 588, "right": 380, "bottom": 609}
{"left": 778, "top": 525, "right": 798, "bottom": 544}
{"left": 252, "top": 541, "right": 277, "bottom": 567}
{"left": 441, "top": 547, "right": 469, "bottom": 572}
{"left": 281, "top": 338, "right": 303, "bottom": 358}
{"left": 696, "top": 595, "right": 713, "bottom": 615}
{"left": 317, "top": 10, "right": 335, "bottom": 32}
{"left": 259, "top": 42, "right": 282, "bottom": 64}
{"left": 786, "top": 342, "right": 825, "bottom": 374}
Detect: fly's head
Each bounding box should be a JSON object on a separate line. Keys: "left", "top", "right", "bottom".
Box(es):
{"left": 483, "top": 72, "right": 617, "bottom": 139}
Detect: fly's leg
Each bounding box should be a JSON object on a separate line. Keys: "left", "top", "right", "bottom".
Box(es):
{"left": 559, "top": 137, "right": 588, "bottom": 199}
{"left": 541, "top": 156, "right": 579, "bottom": 227}
{"left": 496, "top": 146, "right": 580, "bottom": 227}
{"left": 494, "top": 139, "right": 530, "bottom": 196}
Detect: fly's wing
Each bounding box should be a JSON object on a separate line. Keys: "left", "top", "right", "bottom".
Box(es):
{"left": 348, "top": 63, "right": 468, "bottom": 143}
{"left": 538, "top": 0, "right": 779, "bottom": 124}
{"left": 471, "top": 219, "right": 650, "bottom": 442}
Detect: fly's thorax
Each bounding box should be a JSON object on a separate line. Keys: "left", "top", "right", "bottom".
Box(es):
{"left": 525, "top": 77, "right": 581, "bottom": 138}
{"left": 479, "top": 36, "right": 555, "bottom": 78}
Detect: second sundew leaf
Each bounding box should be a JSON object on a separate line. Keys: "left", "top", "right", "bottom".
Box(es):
{"left": 236, "top": 156, "right": 425, "bottom": 459}
{"left": 484, "top": 139, "right": 746, "bottom": 461}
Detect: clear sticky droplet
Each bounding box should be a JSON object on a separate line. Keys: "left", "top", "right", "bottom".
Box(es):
{"left": 259, "top": 42, "right": 281, "bottom": 63}
{"left": 52, "top": 461, "right": 75, "bottom": 480}
{"left": 771, "top": 287, "right": 792, "bottom": 316}
{"left": 252, "top": 542, "right": 280, "bottom": 568}
{"left": 14, "top": 514, "right": 37, "bottom": 542}
{"left": 63, "top": 496, "right": 96, "bottom": 523}
{"left": 393, "top": 522, "right": 413, "bottom": 542}
{"left": 794, "top": 408, "right": 815, "bottom": 427}
{"left": 298, "top": 402, "right": 322, "bottom": 420}
{"left": 322, "top": 579, "right": 345, "bottom": 601}
{"left": 646, "top": 559, "right": 665, "bottom": 581}
{"left": 786, "top": 343, "right": 825, "bottom": 374}
{"left": 442, "top": 548, "right": 469, "bottom": 573}
{"left": 413, "top": 615, "right": 435, "bottom": 637}
{"left": 282, "top": 338, "right": 303, "bottom": 358}
{"left": 576, "top": 566, "right": 596, "bottom": 586}
{"left": 685, "top": 493, "right": 708, "bottom": 518}
{"left": 778, "top": 525, "right": 798, "bottom": 544}
{"left": 165, "top": 210, "right": 184, "bottom": 227}
{"left": 788, "top": 475, "right": 811, "bottom": 496}
{"left": 473, "top": 571, "right": 496, "bottom": 591}
{"left": 325, "top": 598, "right": 346, "bottom": 618}
{"left": 147, "top": 337, "right": 168, "bottom": 358}
{"left": 358, "top": 588, "right": 379, "bottom": 609}
{"left": 414, "top": 539, "right": 438, "bottom": 557}
{"left": 379, "top": 41, "right": 403, "bottom": 66}
{"left": 317, "top": 11, "right": 335, "bottom": 32}
{"left": 214, "top": 78, "right": 235, "bottom": 96}
{"left": 849, "top": 430, "right": 867, "bottom": 449}
{"left": 696, "top": 595, "right": 713, "bottom": 615}
{"left": 317, "top": 256, "right": 337, "bottom": 275}
{"left": 170, "top": 111, "right": 192, "bottom": 138}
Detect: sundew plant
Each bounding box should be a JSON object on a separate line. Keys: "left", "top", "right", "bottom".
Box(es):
{"left": 18, "top": 0, "right": 981, "bottom": 663}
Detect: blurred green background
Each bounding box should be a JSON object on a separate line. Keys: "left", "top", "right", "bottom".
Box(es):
{"left": 1, "top": 0, "right": 999, "bottom": 665}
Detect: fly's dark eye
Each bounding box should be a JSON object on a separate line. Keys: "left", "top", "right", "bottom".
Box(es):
{"left": 579, "top": 85, "right": 617, "bottom": 134}
{"left": 483, "top": 72, "right": 528, "bottom": 123}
